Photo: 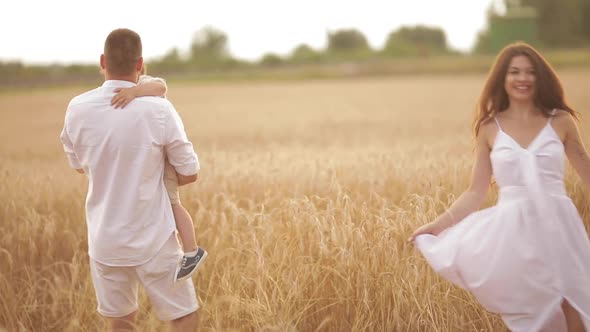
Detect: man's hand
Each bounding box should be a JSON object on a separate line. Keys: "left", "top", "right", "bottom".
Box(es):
{"left": 111, "top": 87, "right": 139, "bottom": 109}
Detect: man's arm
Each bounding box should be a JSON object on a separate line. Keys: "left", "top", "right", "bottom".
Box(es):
{"left": 163, "top": 104, "right": 200, "bottom": 186}
{"left": 60, "top": 120, "right": 85, "bottom": 174}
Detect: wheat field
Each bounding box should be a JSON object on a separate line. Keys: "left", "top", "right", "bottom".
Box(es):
{"left": 1, "top": 70, "right": 590, "bottom": 331}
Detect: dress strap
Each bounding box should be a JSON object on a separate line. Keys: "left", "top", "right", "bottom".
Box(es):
{"left": 548, "top": 109, "right": 557, "bottom": 123}
{"left": 493, "top": 116, "right": 502, "bottom": 130}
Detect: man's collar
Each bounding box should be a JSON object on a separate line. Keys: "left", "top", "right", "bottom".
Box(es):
{"left": 102, "top": 80, "right": 137, "bottom": 88}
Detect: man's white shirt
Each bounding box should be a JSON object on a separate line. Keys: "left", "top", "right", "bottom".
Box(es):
{"left": 60, "top": 80, "right": 199, "bottom": 266}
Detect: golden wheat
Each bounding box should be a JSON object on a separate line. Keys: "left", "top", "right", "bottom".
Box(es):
{"left": 1, "top": 70, "right": 590, "bottom": 331}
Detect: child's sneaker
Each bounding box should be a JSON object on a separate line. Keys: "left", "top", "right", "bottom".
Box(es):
{"left": 175, "top": 247, "right": 208, "bottom": 282}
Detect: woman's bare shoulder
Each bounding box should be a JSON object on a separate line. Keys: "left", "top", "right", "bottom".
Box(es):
{"left": 552, "top": 109, "right": 575, "bottom": 121}
{"left": 551, "top": 109, "right": 577, "bottom": 140}
{"left": 552, "top": 109, "right": 577, "bottom": 126}
{"left": 478, "top": 117, "right": 499, "bottom": 148}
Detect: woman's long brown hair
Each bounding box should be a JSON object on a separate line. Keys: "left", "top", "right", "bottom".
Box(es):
{"left": 473, "top": 42, "right": 577, "bottom": 137}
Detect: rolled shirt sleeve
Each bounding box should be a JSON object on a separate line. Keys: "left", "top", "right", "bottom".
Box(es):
{"left": 164, "top": 106, "right": 199, "bottom": 176}
{"left": 60, "top": 121, "right": 82, "bottom": 169}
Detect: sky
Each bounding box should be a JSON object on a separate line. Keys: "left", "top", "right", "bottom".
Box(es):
{"left": 2, "top": 0, "right": 501, "bottom": 65}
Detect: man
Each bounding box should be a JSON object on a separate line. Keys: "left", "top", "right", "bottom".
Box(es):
{"left": 60, "top": 28, "right": 199, "bottom": 331}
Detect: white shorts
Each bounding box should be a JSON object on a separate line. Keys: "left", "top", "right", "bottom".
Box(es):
{"left": 89, "top": 233, "right": 198, "bottom": 321}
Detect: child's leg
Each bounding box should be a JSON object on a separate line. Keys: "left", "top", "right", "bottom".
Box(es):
{"left": 173, "top": 201, "right": 208, "bottom": 281}
{"left": 164, "top": 161, "right": 207, "bottom": 281}
{"left": 164, "top": 161, "right": 199, "bottom": 252}
{"left": 171, "top": 202, "right": 198, "bottom": 253}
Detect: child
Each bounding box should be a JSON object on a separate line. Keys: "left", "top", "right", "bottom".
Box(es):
{"left": 111, "top": 66, "right": 207, "bottom": 282}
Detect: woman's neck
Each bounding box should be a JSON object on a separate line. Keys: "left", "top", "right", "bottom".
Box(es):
{"left": 505, "top": 100, "right": 539, "bottom": 119}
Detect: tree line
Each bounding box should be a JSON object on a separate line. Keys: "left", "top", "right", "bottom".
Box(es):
{"left": 521, "top": 0, "right": 590, "bottom": 47}
{"left": 0, "top": 24, "right": 456, "bottom": 87}
{"left": 2, "top": 0, "right": 590, "bottom": 88}
{"left": 473, "top": 0, "right": 590, "bottom": 52}
{"left": 148, "top": 24, "right": 452, "bottom": 73}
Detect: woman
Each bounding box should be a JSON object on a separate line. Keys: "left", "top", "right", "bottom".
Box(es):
{"left": 409, "top": 42, "right": 590, "bottom": 331}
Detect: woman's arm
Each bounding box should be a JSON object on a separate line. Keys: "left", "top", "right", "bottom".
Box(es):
{"left": 560, "top": 111, "right": 590, "bottom": 187}
{"left": 408, "top": 121, "right": 494, "bottom": 242}
{"left": 111, "top": 76, "right": 167, "bottom": 109}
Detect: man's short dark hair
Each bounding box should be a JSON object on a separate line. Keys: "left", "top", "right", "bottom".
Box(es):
{"left": 104, "top": 29, "right": 142, "bottom": 76}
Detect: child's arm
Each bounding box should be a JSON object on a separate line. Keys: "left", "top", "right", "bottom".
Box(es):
{"left": 111, "top": 75, "right": 167, "bottom": 109}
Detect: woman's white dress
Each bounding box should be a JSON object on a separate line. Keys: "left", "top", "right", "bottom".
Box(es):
{"left": 416, "top": 114, "right": 590, "bottom": 331}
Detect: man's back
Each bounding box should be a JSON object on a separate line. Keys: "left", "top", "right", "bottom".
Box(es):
{"left": 61, "top": 80, "right": 199, "bottom": 266}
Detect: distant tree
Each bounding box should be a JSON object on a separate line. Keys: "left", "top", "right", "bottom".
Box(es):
{"left": 581, "top": 0, "right": 590, "bottom": 41}
{"left": 190, "top": 26, "right": 230, "bottom": 61}
{"left": 162, "top": 47, "right": 182, "bottom": 63}
{"left": 472, "top": 0, "right": 589, "bottom": 52}
{"left": 290, "top": 44, "right": 322, "bottom": 63}
{"left": 327, "top": 29, "right": 370, "bottom": 53}
{"left": 383, "top": 25, "right": 448, "bottom": 57}
{"left": 519, "top": 0, "right": 588, "bottom": 47}
{"left": 391, "top": 25, "right": 447, "bottom": 50}
{"left": 518, "top": 0, "right": 559, "bottom": 46}
{"left": 473, "top": 30, "right": 493, "bottom": 54}
{"left": 472, "top": 4, "right": 496, "bottom": 54}
{"left": 0, "top": 61, "right": 24, "bottom": 76}
{"left": 259, "top": 53, "right": 283, "bottom": 67}
{"left": 152, "top": 47, "right": 184, "bottom": 72}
